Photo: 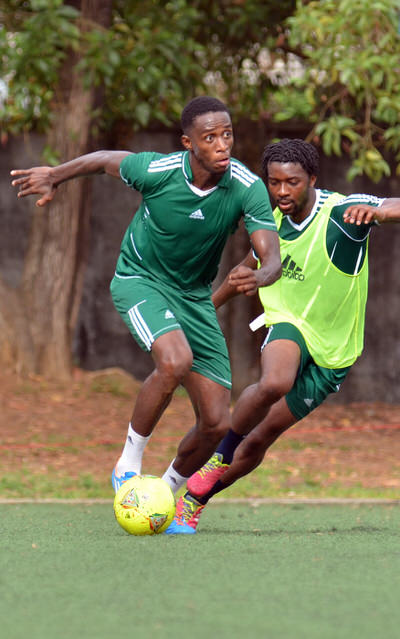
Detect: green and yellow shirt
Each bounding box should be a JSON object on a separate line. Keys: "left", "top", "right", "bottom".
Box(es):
{"left": 258, "top": 189, "right": 383, "bottom": 368}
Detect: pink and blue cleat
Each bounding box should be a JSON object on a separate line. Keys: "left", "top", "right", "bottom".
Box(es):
{"left": 187, "top": 452, "right": 229, "bottom": 497}
{"left": 164, "top": 493, "right": 205, "bottom": 534}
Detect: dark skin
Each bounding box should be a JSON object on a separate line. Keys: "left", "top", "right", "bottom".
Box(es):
{"left": 216, "top": 162, "right": 317, "bottom": 299}
{"left": 343, "top": 199, "right": 400, "bottom": 225}
{"left": 181, "top": 111, "right": 233, "bottom": 189}
{"left": 266, "top": 161, "right": 317, "bottom": 222}
{"left": 10, "top": 111, "right": 281, "bottom": 478}
{"left": 209, "top": 161, "right": 400, "bottom": 489}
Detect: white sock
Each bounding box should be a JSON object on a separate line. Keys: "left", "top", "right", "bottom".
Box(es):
{"left": 115, "top": 423, "right": 151, "bottom": 476}
{"left": 162, "top": 460, "right": 189, "bottom": 494}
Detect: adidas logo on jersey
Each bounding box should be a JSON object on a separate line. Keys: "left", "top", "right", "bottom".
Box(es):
{"left": 189, "top": 209, "right": 205, "bottom": 220}
{"left": 165, "top": 310, "right": 175, "bottom": 319}
{"left": 282, "top": 254, "right": 305, "bottom": 281}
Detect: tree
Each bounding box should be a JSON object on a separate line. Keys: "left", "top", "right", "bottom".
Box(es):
{"left": 0, "top": 0, "right": 295, "bottom": 377}
{"left": 269, "top": 0, "right": 400, "bottom": 182}
{"left": 1, "top": 0, "right": 115, "bottom": 377}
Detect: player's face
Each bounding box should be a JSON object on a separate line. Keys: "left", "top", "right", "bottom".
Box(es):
{"left": 182, "top": 111, "right": 234, "bottom": 176}
{"left": 266, "top": 162, "right": 316, "bottom": 221}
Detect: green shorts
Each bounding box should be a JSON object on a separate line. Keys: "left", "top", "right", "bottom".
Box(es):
{"left": 263, "top": 322, "right": 350, "bottom": 420}
{"left": 110, "top": 274, "right": 231, "bottom": 389}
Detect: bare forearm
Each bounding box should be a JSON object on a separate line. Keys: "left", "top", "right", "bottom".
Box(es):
{"left": 377, "top": 199, "right": 400, "bottom": 223}
{"left": 256, "top": 253, "right": 282, "bottom": 287}
{"left": 212, "top": 275, "right": 239, "bottom": 309}
{"left": 250, "top": 228, "right": 281, "bottom": 288}
{"left": 47, "top": 150, "right": 130, "bottom": 186}
{"left": 212, "top": 250, "right": 254, "bottom": 308}
{"left": 11, "top": 150, "right": 130, "bottom": 207}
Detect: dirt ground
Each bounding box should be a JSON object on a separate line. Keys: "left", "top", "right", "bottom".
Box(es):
{"left": 1, "top": 367, "right": 400, "bottom": 497}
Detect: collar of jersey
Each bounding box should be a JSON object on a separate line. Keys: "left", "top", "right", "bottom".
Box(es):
{"left": 283, "top": 189, "right": 322, "bottom": 231}
{"left": 182, "top": 151, "right": 231, "bottom": 189}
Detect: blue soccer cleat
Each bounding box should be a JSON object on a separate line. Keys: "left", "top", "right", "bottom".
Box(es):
{"left": 164, "top": 519, "right": 197, "bottom": 535}
{"left": 111, "top": 467, "right": 137, "bottom": 493}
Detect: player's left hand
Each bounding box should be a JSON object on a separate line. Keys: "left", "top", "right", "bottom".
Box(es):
{"left": 343, "top": 204, "right": 379, "bottom": 225}
{"left": 228, "top": 265, "right": 258, "bottom": 296}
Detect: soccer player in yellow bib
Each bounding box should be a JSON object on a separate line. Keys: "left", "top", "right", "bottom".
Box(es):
{"left": 166, "top": 138, "right": 400, "bottom": 534}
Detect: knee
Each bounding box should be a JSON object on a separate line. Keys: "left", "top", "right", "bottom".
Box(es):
{"left": 156, "top": 349, "right": 193, "bottom": 387}
{"left": 257, "top": 376, "right": 288, "bottom": 406}
{"left": 199, "top": 406, "right": 230, "bottom": 442}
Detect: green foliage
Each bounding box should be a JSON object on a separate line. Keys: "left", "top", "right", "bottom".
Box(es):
{"left": 186, "top": 0, "right": 297, "bottom": 118}
{"left": 0, "top": 0, "right": 295, "bottom": 135}
{"left": 0, "top": 0, "right": 80, "bottom": 133}
{"left": 2, "top": 0, "right": 399, "bottom": 179}
{"left": 83, "top": 0, "right": 205, "bottom": 130}
{"left": 271, "top": 0, "right": 400, "bottom": 181}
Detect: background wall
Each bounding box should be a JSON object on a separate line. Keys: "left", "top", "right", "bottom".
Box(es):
{"left": 2, "top": 124, "right": 399, "bottom": 401}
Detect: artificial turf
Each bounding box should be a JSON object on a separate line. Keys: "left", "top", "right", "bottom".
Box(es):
{"left": 2, "top": 502, "right": 400, "bottom": 639}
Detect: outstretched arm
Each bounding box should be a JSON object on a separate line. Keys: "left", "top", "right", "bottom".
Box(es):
{"left": 343, "top": 198, "right": 400, "bottom": 225}
{"left": 10, "top": 150, "right": 131, "bottom": 207}
{"left": 212, "top": 229, "right": 281, "bottom": 309}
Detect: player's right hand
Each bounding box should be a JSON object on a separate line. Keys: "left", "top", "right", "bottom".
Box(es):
{"left": 10, "top": 166, "right": 57, "bottom": 207}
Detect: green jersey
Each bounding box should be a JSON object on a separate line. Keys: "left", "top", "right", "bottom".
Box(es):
{"left": 116, "top": 151, "right": 276, "bottom": 297}
{"left": 258, "top": 189, "right": 383, "bottom": 368}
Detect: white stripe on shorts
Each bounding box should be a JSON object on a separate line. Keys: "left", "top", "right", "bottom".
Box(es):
{"left": 261, "top": 326, "right": 273, "bottom": 352}
{"left": 128, "top": 301, "right": 154, "bottom": 350}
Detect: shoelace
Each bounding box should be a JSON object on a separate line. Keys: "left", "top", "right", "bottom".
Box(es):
{"left": 196, "top": 454, "right": 221, "bottom": 479}
{"left": 180, "top": 498, "right": 197, "bottom": 520}
{"left": 190, "top": 506, "right": 204, "bottom": 524}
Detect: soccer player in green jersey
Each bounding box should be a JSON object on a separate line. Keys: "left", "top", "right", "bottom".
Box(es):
{"left": 10, "top": 96, "right": 281, "bottom": 497}
{"left": 166, "top": 138, "right": 400, "bottom": 534}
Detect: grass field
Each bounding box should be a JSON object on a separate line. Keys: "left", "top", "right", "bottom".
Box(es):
{"left": 2, "top": 370, "right": 400, "bottom": 636}
{"left": 3, "top": 501, "right": 400, "bottom": 639}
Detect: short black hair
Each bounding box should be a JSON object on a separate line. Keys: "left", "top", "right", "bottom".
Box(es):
{"left": 262, "top": 138, "right": 319, "bottom": 178}
{"left": 181, "top": 96, "right": 231, "bottom": 133}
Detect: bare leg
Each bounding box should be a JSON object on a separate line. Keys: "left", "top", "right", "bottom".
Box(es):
{"left": 130, "top": 330, "right": 193, "bottom": 436}
{"left": 221, "top": 397, "right": 297, "bottom": 487}
{"left": 168, "top": 398, "right": 297, "bottom": 534}
{"left": 113, "top": 330, "right": 193, "bottom": 481}
{"left": 172, "top": 371, "right": 231, "bottom": 477}
{"left": 184, "top": 339, "right": 301, "bottom": 500}
{"left": 232, "top": 339, "right": 301, "bottom": 436}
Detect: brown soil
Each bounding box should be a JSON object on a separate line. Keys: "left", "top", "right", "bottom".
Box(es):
{"left": 1, "top": 367, "right": 400, "bottom": 496}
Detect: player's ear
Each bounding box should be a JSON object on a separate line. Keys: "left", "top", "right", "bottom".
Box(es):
{"left": 310, "top": 174, "right": 317, "bottom": 188}
{"left": 181, "top": 134, "right": 192, "bottom": 151}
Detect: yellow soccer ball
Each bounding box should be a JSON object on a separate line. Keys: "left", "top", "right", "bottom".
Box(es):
{"left": 113, "top": 475, "right": 176, "bottom": 536}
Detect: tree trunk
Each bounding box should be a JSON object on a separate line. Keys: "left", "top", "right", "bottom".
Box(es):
{"left": 0, "top": 0, "right": 113, "bottom": 379}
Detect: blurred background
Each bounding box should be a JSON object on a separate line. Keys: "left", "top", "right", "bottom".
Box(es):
{"left": 1, "top": 0, "right": 399, "bottom": 401}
